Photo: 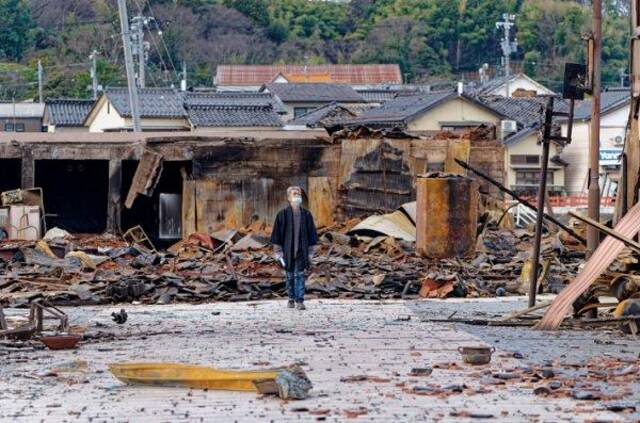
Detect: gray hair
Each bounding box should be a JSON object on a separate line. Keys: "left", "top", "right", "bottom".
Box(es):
{"left": 286, "top": 186, "right": 302, "bottom": 198}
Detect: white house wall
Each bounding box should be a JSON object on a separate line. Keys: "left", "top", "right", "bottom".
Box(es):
{"left": 88, "top": 99, "right": 126, "bottom": 132}
{"left": 561, "top": 104, "right": 629, "bottom": 194}
{"left": 407, "top": 97, "right": 502, "bottom": 134}
{"left": 488, "top": 76, "right": 555, "bottom": 97}
{"left": 505, "top": 132, "right": 565, "bottom": 191}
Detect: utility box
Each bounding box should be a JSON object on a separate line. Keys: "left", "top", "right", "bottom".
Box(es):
{"left": 416, "top": 174, "right": 479, "bottom": 258}
{"left": 8, "top": 205, "right": 41, "bottom": 240}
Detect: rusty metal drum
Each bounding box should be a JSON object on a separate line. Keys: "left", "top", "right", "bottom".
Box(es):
{"left": 416, "top": 174, "right": 479, "bottom": 258}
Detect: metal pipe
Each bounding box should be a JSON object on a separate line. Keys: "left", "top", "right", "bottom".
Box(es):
{"left": 454, "top": 158, "right": 586, "bottom": 244}
{"left": 528, "top": 97, "right": 554, "bottom": 307}
{"left": 587, "top": 0, "right": 602, "bottom": 257}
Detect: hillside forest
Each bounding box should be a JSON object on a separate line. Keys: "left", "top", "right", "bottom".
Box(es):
{"left": 0, "top": 0, "right": 630, "bottom": 100}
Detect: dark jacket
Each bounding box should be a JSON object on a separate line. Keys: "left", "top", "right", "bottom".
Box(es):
{"left": 270, "top": 206, "right": 318, "bottom": 271}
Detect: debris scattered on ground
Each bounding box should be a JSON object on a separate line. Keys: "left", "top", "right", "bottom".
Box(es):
{"left": 0, "top": 210, "right": 585, "bottom": 307}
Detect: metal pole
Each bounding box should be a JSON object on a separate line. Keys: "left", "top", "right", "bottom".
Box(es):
{"left": 117, "top": 0, "right": 142, "bottom": 133}
{"left": 528, "top": 96, "right": 554, "bottom": 307}
{"left": 37, "top": 60, "right": 43, "bottom": 103}
{"left": 181, "top": 61, "right": 187, "bottom": 92}
{"left": 505, "top": 44, "right": 510, "bottom": 98}
{"left": 137, "top": 18, "right": 145, "bottom": 88}
{"left": 587, "top": 0, "right": 602, "bottom": 257}
{"left": 90, "top": 50, "right": 98, "bottom": 100}
{"left": 454, "top": 158, "right": 586, "bottom": 244}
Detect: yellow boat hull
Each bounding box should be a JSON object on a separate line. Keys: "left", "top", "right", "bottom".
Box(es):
{"left": 108, "top": 362, "right": 279, "bottom": 391}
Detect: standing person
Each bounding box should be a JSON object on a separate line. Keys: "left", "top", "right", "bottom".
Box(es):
{"left": 270, "top": 186, "right": 318, "bottom": 310}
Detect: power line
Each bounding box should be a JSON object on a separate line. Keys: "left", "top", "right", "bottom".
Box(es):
{"left": 132, "top": 0, "right": 179, "bottom": 86}
{"left": 139, "top": 0, "right": 181, "bottom": 82}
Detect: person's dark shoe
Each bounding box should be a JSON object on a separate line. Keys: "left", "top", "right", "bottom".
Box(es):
{"left": 287, "top": 300, "right": 295, "bottom": 308}
{"left": 296, "top": 302, "right": 306, "bottom": 311}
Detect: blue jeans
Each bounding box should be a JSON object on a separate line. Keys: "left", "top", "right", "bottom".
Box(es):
{"left": 285, "top": 259, "right": 306, "bottom": 303}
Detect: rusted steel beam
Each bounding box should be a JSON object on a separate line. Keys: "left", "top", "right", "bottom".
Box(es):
{"left": 536, "top": 200, "right": 640, "bottom": 330}
{"left": 454, "top": 159, "right": 586, "bottom": 245}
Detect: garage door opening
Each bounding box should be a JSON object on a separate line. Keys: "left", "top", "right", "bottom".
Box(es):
{"left": 35, "top": 160, "right": 109, "bottom": 233}
{"left": 121, "top": 160, "right": 190, "bottom": 248}
{"left": 0, "top": 159, "right": 21, "bottom": 193}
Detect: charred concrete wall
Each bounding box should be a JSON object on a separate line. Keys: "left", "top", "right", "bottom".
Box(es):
{"left": 0, "top": 128, "right": 504, "bottom": 236}
{"left": 336, "top": 128, "right": 505, "bottom": 219}
{"left": 182, "top": 138, "right": 340, "bottom": 234}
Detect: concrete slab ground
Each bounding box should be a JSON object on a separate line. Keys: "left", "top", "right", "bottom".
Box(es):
{"left": 0, "top": 297, "right": 638, "bottom": 422}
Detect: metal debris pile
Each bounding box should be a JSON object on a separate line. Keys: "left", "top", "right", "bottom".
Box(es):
{"left": 0, "top": 214, "right": 587, "bottom": 307}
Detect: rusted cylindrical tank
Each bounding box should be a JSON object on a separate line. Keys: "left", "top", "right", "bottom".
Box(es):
{"left": 416, "top": 174, "right": 479, "bottom": 258}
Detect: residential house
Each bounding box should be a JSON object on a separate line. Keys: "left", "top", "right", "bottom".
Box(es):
{"left": 215, "top": 64, "right": 402, "bottom": 91}
{"left": 478, "top": 95, "right": 568, "bottom": 195}
{"left": 185, "top": 92, "right": 284, "bottom": 130}
{"left": 83, "top": 87, "right": 188, "bottom": 132}
{"left": 0, "top": 102, "right": 45, "bottom": 132}
{"left": 261, "top": 83, "right": 367, "bottom": 121}
{"left": 475, "top": 73, "right": 555, "bottom": 97}
{"left": 287, "top": 102, "right": 376, "bottom": 131}
{"left": 44, "top": 98, "right": 94, "bottom": 132}
{"left": 345, "top": 90, "right": 510, "bottom": 136}
{"left": 560, "top": 88, "right": 630, "bottom": 196}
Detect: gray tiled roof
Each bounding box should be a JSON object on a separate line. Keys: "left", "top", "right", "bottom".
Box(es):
{"left": 45, "top": 98, "right": 94, "bottom": 126}
{"left": 105, "top": 87, "right": 186, "bottom": 118}
{"left": 289, "top": 102, "right": 356, "bottom": 128}
{"left": 289, "top": 102, "right": 377, "bottom": 128}
{"left": 263, "top": 83, "right": 365, "bottom": 103}
{"left": 345, "top": 91, "right": 455, "bottom": 126}
{"left": 573, "top": 88, "right": 630, "bottom": 120}
{"left": 187, "top": 105, "right": 283, "bottom": 128}
{"left": 476, "top": 95, "right": 570, "bottom": 128}
{"left": 0, "top": 102, "right": 45, "bottom": 118}
{"left": 185, "top": 92, "right": 286, "bottom": 114}
{"left": 356, "top": 88, "right": 427, "bottom": 103}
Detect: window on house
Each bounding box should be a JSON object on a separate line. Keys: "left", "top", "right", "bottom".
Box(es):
{"left": 426, "top": 162, "right": 445, "bottom": 172}
{"left": 294, "top": 107, "right": 314, "bottom": 119}
{"left": 4, "top": 123, "right": 14, "bottom": 132}
{"left": 515, "top": 170, "right": 554, "bottom": 186}
{"left": 510, "top": 154, "right": 540, "bottom": 165}
{"left": 15, "top": 123, "right": 25, "bottom": 132}
{"left": 440, "top": 124, "right": 479, "bottom": 132}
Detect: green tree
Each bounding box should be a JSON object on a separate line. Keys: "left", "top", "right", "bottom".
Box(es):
{"left": 0, "top": 0, "right": 33, "bottom": 60}
{"left": 518, "top": 0, "right": 589, "bottom": 90}
{"left": 223, "top": 0, "right": 269, "bottom": 26}
{"left": 601, "top": 2, "right": 630, "bottom": 87}
{"left": 353, "top": 16, "right": 450, "bottom": 81}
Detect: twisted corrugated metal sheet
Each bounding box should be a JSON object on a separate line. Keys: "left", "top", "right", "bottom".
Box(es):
{"left": 536, "top": 201, "right": 640, "bottom": 330}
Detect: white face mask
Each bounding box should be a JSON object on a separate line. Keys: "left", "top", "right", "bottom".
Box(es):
{"left": 291, "top": 195, "right": 302, "bottom": 206}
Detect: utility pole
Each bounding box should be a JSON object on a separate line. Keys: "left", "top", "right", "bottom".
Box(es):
{"left": 587, "top": 0, "right": 602, "bottom": 257}
{"left": 496, "top": 13, "right": 517, "bottom": 98}
{"left": 117, "top": 0, "right": 142, "bottom": 132}
{"left": 130, "top": 16, "right": 146, "bottom": 88}
{"left": 130, "top": 16, "right": 152, "bottom": 89}
{"left": 90, "top": 50, "right": 98, "bottom": 100}
{"left": 180, "top": 61, "right": 187, "bottom": 92}
{"left": 37, "top": 60, "right": 43, "bottom": 103}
